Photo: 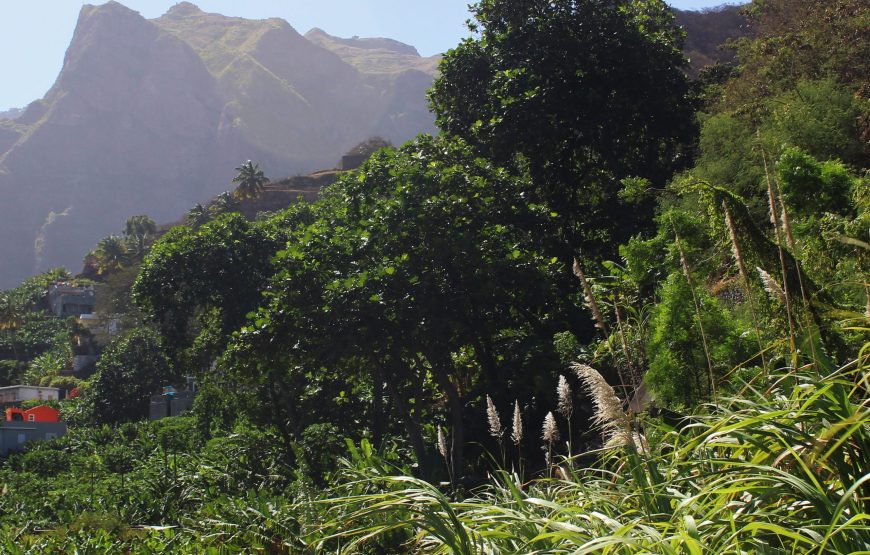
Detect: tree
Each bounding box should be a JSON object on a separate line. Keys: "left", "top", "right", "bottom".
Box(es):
{"left": 430, "top": 0, "right": 696, "bottom": 260}
{"left": 211, "top": 192, "right": 240, "bottom": 215}
{"left": 133, "top": 213, "right": 291, "bottom": 366}
{"left": 231, "top": 160, "right": 269, "bottom": 201}
{"left": 0, "top": 292, "right": 25, "bottom": 332}
{"left": 91, "top": 235, "right": 129, "bottom": 276}
{"left": 0, "top": 292, "right": 25, "bottom": 363}
{"left": 88, "top": 327, "right": 174, "bottom": 424}
{"left": 645, "top": 272, "right": 745, "bottom": 406}
{"left": 231, "top": 136, "right": 574, "bottom": 479}
{"left": 725, "top": 0, "right": 869, "bottom": 112}
{"left": 186, "top": 203, "right": 211, "bottom": 228}
{"left": 123, "top": 215, "right": 157, "bottom": 258}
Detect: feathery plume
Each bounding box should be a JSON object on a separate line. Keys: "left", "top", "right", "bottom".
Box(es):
{"left": 511, "top": 400, "right": 523, "bottom": 446}
{"left": 571, "top": 363, "right": 634, "bottom": 449}
{"left": 542, "top": 412, "right": 560, "bottom": 444}
{"left": 556, "top": 375, "right": 572, "bottom": 419}
{"left": 486, "top": 395, "right": 503, "bottom": 440}
{"left": 757, "top": 267, "right": 786, "bottom": 305}
{"left": 723, "top": 202, "right": 748, "bottom": 283}
{"left": 573, "top": 258, "right": 608, "bottom": 333}
{"left": 437, "top": 426, "right": 448, "bottom": 460}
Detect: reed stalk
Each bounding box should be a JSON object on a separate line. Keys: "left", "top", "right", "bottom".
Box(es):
{"left": 758, "top": 132, "right": 797, "bottom": 359}
{"left": 777, "top": 188, "right": 821, "bottom": 366}
{"left": 573, "top": 257, "right": 609, "bottom": 335}
{"left": 556, "top": 375, "right": 573, "bottom": 456}
{"left": 486, "top": 395, "right": 505, "bottom": 467}
{"left": 723, "top": 201, "right": 768, "bottom": 374}
{"left": 511, "top": 400, "right": 523, "bottom": 478}
{"left": 542, "top": 412, "right": 559, "bottom": 477}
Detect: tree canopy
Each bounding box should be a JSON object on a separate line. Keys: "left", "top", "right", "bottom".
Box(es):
{"left": 430, "top": 0, "right": 697, "bottom": 258}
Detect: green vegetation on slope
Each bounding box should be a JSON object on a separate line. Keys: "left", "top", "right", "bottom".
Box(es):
{"left": 1, "top": 0, "right": 868, "bottom": 552}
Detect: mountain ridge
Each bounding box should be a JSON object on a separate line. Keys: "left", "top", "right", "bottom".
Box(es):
{"left": 0, "top": 2, "right": 438, "bottom": 287}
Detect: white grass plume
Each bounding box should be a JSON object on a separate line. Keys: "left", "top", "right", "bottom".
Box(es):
{"left": 437, "top": 426, "right": 448, "bottom": 460}
{"left": 511, "top": 400, "right": 523, "bottom": 446}
{"left": 486, "top": 395, "right": 503, "bottom": 440}
{"left": 542, "top": 412, "right": 560, "bottom": 444}
{"left": 757, "top": 267, "right": 786, "bottom": 305}
{"left": 573, "top": 258, "right": 608, "bottom": 332}
{"left": 571, "top": 363, "right": 634, "bottom": 449}
{"left": 557, "top": 375, "right": 572, "bottom": 419}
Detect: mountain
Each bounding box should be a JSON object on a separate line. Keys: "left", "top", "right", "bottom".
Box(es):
{"left": 0, "top": 1, "right": 438, "bottom": 287}
{"left": 674, "top": 4, "right": 748, "bottom": 75}
{"left": 0, "top": 108, "right": 22, "bottom": 120}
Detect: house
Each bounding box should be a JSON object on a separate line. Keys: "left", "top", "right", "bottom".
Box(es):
{"left": 76, "top": 312, "right": 120, "bottom": 346}
{"left": 47, "top": 282, "right": 96, "bottom": 317}
{"left": 0, "top": 385, "right": 60, "bottom": 405}
{"left": 5, "top": 406, "right": 60, "bottom": 423}
{"left": 0, "top": 405, "right": 66, "bottom": 456}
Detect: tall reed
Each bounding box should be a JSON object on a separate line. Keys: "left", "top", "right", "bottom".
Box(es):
{"left": 724, "top": 201, "right": 768, "bottom": 373}
{"left": 758, "top": 132, "right": 797, "bottom": 358}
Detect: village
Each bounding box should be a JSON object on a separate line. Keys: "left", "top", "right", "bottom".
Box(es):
{"left": 0, "top": 280, "right": 195, "bottom": 455}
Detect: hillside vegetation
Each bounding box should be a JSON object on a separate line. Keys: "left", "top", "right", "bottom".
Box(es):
{"left": 0, "top": 0, "right": 868, "bottom": 552}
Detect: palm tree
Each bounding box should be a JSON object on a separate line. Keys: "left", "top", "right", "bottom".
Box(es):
{"left": 93, "top": 235, "right": 128, "bottom": 275}
{"left": 186, "top": 203, "right": 211, "bottom": 227}
{"left": 231, "top": 160, "right": 269, "bottom": 200}
{"left": 123, "top": 215, "right": 157, "bottom": 258}
{"left": 211, "top": 191, "right": 240, "bottom": 215}
{"left": 0, "top": 293, "right": 25, "bottom": 363}
{"left": 0, "top": 293, "right": 24, "bottom": 331}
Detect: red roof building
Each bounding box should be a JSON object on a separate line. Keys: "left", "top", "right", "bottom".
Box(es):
{"left": 4, "top": 405, "right": 61, "bottom": 424}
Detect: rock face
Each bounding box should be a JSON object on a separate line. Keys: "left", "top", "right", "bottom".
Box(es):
{"left": 0, "top": 1, "right": 439, "bottom": 287}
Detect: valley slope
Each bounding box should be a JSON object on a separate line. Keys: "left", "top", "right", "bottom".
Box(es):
{"left": 0, "top": 1, "right": 438, "bottom": 287}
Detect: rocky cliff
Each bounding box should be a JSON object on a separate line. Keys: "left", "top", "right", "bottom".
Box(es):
{"left": 0, "top": 1, "right": 438, "bottom": 287}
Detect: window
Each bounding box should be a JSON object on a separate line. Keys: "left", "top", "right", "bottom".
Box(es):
{"left": 28, "top": 414, "right": 35, "bottom": 422}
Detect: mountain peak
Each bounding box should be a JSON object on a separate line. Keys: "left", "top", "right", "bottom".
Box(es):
{"left": 80, "top": 1, "right": 141, "bottom": 20}
{"left": 165, "top": 2, "right": 203, "bottom": 17}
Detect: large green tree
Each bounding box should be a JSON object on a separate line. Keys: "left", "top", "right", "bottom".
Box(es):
{"left": 88, "top": 327, "right": 174, "bottom": 424}
{"left": 230, "top": 137, "right": 577, "bottom": 478}
{"left": 430, "top": 0, "right": 696, "bottom": 259}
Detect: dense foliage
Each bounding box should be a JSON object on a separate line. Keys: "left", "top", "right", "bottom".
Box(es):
{"left": 1, "top": 0, "right": 868, "bottom": 552}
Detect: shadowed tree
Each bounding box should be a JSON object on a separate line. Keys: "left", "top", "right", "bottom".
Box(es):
{"left": 186, "top": 203, "right": 211, "bottom": 228}
{"left": 123, "top": 215, "right": 157, "bottom": 258}
{"left": 0, "top": 292, "right": 25, "bottom": 363}
{"left": 429, "top": 0, "right": 696, "bottom": 261}
{"left": 211, "top": 192, "right": 241, "bottom": 215}
{"left": 92, "top": 235, "right": 129, "bottom": 275}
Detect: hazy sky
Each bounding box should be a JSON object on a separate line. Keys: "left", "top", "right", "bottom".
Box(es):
{"left": 0, "top": 0, "right": 745, "bottom": 111}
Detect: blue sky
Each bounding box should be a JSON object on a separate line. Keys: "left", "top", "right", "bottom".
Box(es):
{"left": 0, "top": 0, "right": 745, "bottom": 111}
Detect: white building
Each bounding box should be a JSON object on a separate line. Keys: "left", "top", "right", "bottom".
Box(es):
{"left": 0, "top": 386, "right": 61, "bottom": 404}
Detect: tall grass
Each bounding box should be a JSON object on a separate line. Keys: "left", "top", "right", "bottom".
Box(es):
{"left": 309, "top": 345, "right": 870, "bottom": 553}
